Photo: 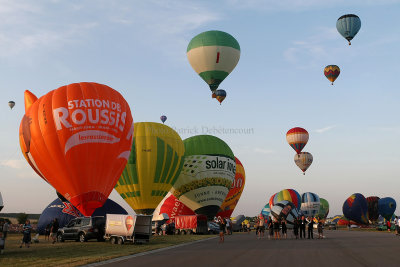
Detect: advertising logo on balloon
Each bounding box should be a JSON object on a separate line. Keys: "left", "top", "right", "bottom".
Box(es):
{"left": 61, "top": 202, "right": 82, "bottom": 217}
{"left": 125, "top": 215, "right": 134, "bottom": 231}
{"left": 53, "top": 98, "right": 132, "bottom": 155}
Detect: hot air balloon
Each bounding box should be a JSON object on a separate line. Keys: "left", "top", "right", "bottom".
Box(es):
{"left": 268, "top": 193, "right": 276, "bottom": 209}
{"left": 8, "top": 101, "right": 15, "bottom": 109}
{"left": 213, "top": 89, "right": 227, "bottom": 105}
{"left": 171, "top": 135, "right": 236, "bottom": 219}
{"left": 378, "top": 197, "right": 397, "bottom": 221}
{"left": 324, "top": 65, "right": 340, "bottom": 85}
{"left": 270, "top": 200, "right": 299, "bottom": 228}
{"left": 315, "top": 198, "right": 329, "bottom": 220}
{"left": 187, "top": 30, "right": 240, "bottom": 92}
{"left": 294, "top": 152, "right": 313, "bottom": 175}
{"left": 160, "top": 115, "right": 167, "bottom": 124}
{"left": 366, "top": 196, "right": 380, "bottom": 223}
{"left": 342, "top": 193, "right": 369, "bottom": 225}
{"left": 217, "top": 157, "right": 246, "bottom": 218}
{"left": 301, "top": 192, "right": 320, "bottom": 217}
{"left": 19, "top": 82, "right": 134, "bottom": 216}
{"left": 0, "top": 192, "right": 3, "bottom": 212}
{"left": 115, "top": 122, "right": 185, "bottom": 215}
{"left": 37, "top": 198, "right": 127, "bottom": 234}
{"left": 286, "top": 127, "right": 309, "bottom": 155}
{"left": 153, "top": 193, "right": 195, "bottom": 223}
{"left": 336, "top": 14, "right": 361, "bottom": 45}
{"left": 261, "top": 203, "right": 271, "bottom": 218}
{"left": 271, "top": 189, "right": 301, "bottom": 210}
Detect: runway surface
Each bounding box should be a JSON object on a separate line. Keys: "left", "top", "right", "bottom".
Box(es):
{"left": 97, "top": 230, "right": 400, "bottom": 267}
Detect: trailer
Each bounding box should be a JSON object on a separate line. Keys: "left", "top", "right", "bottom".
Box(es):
{"left": 175, "top": 215, "right": 208, "bottom": 235}
{"left": 104, "top": 214, "right": 152, "bottom": 244}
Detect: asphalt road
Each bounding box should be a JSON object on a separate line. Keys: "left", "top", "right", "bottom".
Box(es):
{"left": 97, "top": 230, "right": 400, "bottom": 267}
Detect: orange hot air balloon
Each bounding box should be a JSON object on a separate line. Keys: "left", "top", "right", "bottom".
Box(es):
{"left": 286, "top": 127, "right": 309, "bottom": 154}
{"left": 19, "top": 82, "right": 134, "bottom": 216}
{"left": 217, "top": 157, "right": 246, "bottom": 218}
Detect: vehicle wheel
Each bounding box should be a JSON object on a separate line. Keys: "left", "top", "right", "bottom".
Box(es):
{"left": 110, "top": 236, "right": 117, "bottom": 244}
{"left": 117, "top": 237, "right": 124, "bottom": 245}
{"left": 79, "top": 233, "right": 87, "bottom": 242}
{"left": 57, "top": 234, "right": 64, "bottom": 242}
{"left": 180, "top": 230, "right": 186, "bottom": 235}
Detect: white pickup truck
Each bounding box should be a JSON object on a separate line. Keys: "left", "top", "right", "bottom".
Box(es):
{"left": 104, "top": 214, "right": 152, "bottom": 244}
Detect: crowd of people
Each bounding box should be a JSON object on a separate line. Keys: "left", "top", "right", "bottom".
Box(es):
{"left": 253, "top": 215, "right": 324, "bottom": 240}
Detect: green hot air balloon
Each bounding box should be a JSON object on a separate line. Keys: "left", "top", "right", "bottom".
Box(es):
{"left": 315, "top": 198, "right": 330, "bottom": 220}
{"left": 170, "top": 135, "right": 236, "bottom": 219}
{"left": 187, "top": 30, "right": 240, "bottom": 92}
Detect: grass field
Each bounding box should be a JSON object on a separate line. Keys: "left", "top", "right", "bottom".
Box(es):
{"left": 0, "top": 233, "right": 215, "bottom": 267}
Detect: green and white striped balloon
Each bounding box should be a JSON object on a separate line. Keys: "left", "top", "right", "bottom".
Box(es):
{"left": 187, "top": 30, "right": 240, "bottom": 91}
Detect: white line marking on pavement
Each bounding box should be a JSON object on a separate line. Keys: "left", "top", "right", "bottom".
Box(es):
{"left": 83, "top": 236, "right": 218, "bottom": 267}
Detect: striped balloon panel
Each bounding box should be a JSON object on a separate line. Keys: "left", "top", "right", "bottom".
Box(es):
{"left": 270, "top": 200, "right": 299, "bottom": 229}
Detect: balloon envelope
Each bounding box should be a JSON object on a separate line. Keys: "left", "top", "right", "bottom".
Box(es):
{"left": 270, "top": 200, "right": 299, "bottom": 228}
{"left": 378, "top": 197, "right": 397, "bottom": 221}
{"left": 294, "top": 152, "right": 313, "bottom": 174}
{"left": 217, "top": 157, "right": 245, "bottom": 218}
{"left": 214, "top": 89, "right": 227, "bottom": 104}
{"left": 271, "top": 189, "right": 301, "bottom": 210}
{"left": 37, "top": 198, "right": 127, "bottom": 234}
{"left": 261, "top": 203, "right": 271, "bottom": 218}
{"left": 366, "top": 196, "right": 380, "bottom": 222}
{"left": 19, "top": 82, "right": 134, "bottom": 216}
{"left": 8, "top": 101, "right": 15, "bottom": 109}
{"left": 153, "top": 193, "right": 195, "bottom": 223}
{"left": 342, "top": 193, "right": 369, "bottom": 225}
{"left": 315, "top": 198, "right": 329, "bottom": 219}
{"left": 336, "top": 14, "right": 361, "bottom": 45}
{"left": 171, "top": 135, "right": 236, "bottom": 219}
{"left": 187, "top": 30, "right": 240, "bottom": 91}
{"left": 286, "top": 127, "right": 309, "bottom": 154}
{"left": 301, "top": 192, "right": 320, "bottom": 217}
{"left": 115, "top": 122, "right": 185, "bottom": 215}
{"left": 324, "top": 65, "right": 340, "bottom": 85}
{"left": 160, "top": 115, "right": 167, "bottom": 124}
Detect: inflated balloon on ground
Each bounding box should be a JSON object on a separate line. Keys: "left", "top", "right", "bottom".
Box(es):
{"left": 270, "top": 200, "right": 299, "bottom": 228}
{"left": 270, "top": 189, "right": 301, "bottom": 210}
{"left": 301, "top": 192, "right": 320, "bottom": 217}
{"left": 378, "top": 197, "right": 396, "bottom": 221}
{"left": 315, "top": 198, "right": 329, "bottom": 220}
{"left": 342, "top": 193, "right": 369, "bottom": 225}
{"left": 366, "top": 196, "right": 380, "bottom": 222}
{"left": 19, "top": 82, "right": 134, "bottom": 216}
{"left": 115, "top": 122, "right": 185, "bottom": 215}
{"left": 171, "top": 135, "right": 236, "bottom": 219}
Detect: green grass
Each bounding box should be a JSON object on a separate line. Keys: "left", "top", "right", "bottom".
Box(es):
{"left": 0, "top": 233, "right": 215, "bottom": 267}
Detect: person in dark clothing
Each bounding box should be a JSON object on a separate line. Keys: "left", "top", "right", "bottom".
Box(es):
{"left": 273, "top": 218, "right": 280, "bottom": 240}
{"left": 20, "top": 220, "right": 32, "bottom": 248}
{"left": 50, "top": 218, "right": 59, "bottom": 244}
{"left": 281, "top": 219, "right": 287, "bottom": 239}
{"left": 267, "top": 217, "right": 274, "bottom": 240}
{"left": 217, "top": 216, "right": 226, "bottom": 243}
{"left": 299, "top": 216, "right": 306, "bottom": 239}
{"left": 293, "top": 218, "right": 299, "bottom": 239}
{"left": 45, "top": 223, "right": 52, "bottom": 241}
{"left": 307, "top": 217, "right": 314, "bottom": 239}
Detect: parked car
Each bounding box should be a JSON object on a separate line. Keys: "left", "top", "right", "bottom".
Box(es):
{"left": 207, "top": 221, "right": 219, "bottom": 234}
{"left": 57, "top": 216, "right": 105, "bottom": 242}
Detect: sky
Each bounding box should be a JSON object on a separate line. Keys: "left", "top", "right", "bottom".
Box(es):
{"left": 1, "top": 0, "right": 400, "bottom": 217}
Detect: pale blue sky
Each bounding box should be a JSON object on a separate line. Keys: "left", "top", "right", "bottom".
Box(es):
{"left": 1, "top": 0, "right": 399, "bottom": 217}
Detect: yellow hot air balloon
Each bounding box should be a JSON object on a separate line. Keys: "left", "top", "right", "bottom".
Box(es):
{"left": 115, "top": 122, "right": 185, "bottom": 215}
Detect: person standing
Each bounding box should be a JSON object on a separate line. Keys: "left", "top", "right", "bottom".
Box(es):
{"left": 394, "top": 216, "right": 398, "bottom": 235}
{"left": 45, "top": 222, "right": 52, "bottom": 241}
{"left": 246, "top": 221, "right": 251, "bottom": 234}
{"left": 293, "top": 218, "right": 299, "bottom": 239}
{"left": 217, "top": 216, "right": 225, "bottom": 243}
{"left": 267, "top": 217, "right": 274, "bottom": 240}
{"left": 397, "top": 217, "right": 400, "bottom": 236}
{"left": 20, "top": 220, "right": 32, "bottom": 248}
{"left": 50, "top": 218, "right": 59, "bottom": 244}
{"left": 281, "top": 219, "right": 287, "bottom": 239}
{"left": 2, "top": 221, "right": 9, "bottom": 240}
{"left": 273, "top": 218, "right": 280, "bottom": 240}
{"left": 387, "top": 220, "right": 391, "bottom": 232}
{"left": 257, "top": 214, "right": 265, "bottom": 239}
{"left": 300, "top": 216, "right": 306, "bottom": 239}
{"left": 307, "top": 217, "right": 314, "bottom": 239}
{"left": 317, "top": 220, "right": 323, "bottom": 239}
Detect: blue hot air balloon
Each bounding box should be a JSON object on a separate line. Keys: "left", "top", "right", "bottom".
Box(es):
{"left": 37, "top": 198, "right": 127, "bottom": 234}
{"left": 160, "top": 115, "right": 167, "bottom": 124}
{"left": 342, "top": 193, "right": 369, "bottom": 225}
{"left": 336, "top": 14, "right": 361, "bottom": 45}
{"left": 378, "top": 197, "right": 397, "bottom": 221}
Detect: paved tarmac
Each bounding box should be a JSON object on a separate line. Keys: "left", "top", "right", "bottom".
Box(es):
{"left": 97, "top": 230, "right": 400, "bottom": 267}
